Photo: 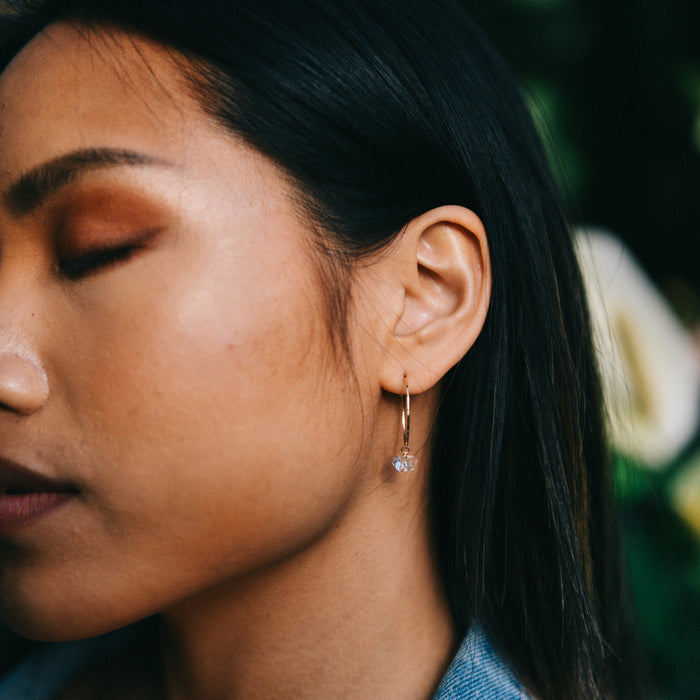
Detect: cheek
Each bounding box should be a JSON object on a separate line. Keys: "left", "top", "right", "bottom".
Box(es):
{"left": 80, "top": 245, "right": 352, "bottom": 520}
{"left": 4, "top": 242, "right": 364, "bottom": 640}
{"left": 65, "top": 220, "right": 322, "bottom": 442}
{"left": 77, "top": 247, "right": 333, "bottom": 476}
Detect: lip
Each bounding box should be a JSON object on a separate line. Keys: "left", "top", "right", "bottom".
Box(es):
{"left": 0, "top": 457, "right": 78, "bottom": 535}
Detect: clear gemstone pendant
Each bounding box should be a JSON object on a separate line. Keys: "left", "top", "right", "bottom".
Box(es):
{"left": 392, "top": 451, "right": 417, "bottom": 472}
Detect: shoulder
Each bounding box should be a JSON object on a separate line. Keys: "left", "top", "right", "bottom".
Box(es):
{"left": 433, "top": 626, "right": 533, "bottom": 700}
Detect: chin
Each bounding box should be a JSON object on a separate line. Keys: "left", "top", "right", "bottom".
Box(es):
{"left": 0, "top": 597, "right": 139, "bottom": 643}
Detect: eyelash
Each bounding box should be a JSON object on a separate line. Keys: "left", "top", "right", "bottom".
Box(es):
{"left": 58, "top": 244, "right": 141, "bottom": 280}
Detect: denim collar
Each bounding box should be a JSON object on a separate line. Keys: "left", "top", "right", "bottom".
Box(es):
{"left": 432, "top": 626, "right": 531, "bottom": 699}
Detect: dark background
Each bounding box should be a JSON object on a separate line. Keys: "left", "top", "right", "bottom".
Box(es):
{"left": 465, "top": 0, "right": 700, "bottom": 324}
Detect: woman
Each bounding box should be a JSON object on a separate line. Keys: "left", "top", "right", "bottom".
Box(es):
{"left": 0, "top": 0, "right": 643, "bottom": 697}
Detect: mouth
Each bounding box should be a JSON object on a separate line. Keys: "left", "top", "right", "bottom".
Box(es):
{"left": 0, "top": 458, "right": 79, "bottom": 533}
{"left": 0, "top": 486, "right": 77, "bottom": 496}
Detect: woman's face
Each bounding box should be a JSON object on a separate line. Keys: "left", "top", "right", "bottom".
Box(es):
{"left": 0, "top": 22, "right": 384, "bottom": 639}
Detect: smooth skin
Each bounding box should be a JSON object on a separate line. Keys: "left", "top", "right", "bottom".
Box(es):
{"left": 0, "top": 22, "right": 491, "bottom": 699}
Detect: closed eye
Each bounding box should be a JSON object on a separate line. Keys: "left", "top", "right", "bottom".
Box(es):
{"left": 58, "top": 244, "right": 142, "bottom": 280}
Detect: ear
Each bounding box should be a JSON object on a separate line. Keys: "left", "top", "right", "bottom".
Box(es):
{"left": 375, "top": 205, "right": 491, "bottom": 395}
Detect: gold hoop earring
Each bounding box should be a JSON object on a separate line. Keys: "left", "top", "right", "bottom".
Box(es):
{"left": 392, "top": 378, "right": 417, "bottom": 472}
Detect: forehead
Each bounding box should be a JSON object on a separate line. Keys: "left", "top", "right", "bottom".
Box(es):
{"left": 0, "top": 21, "right": 216, "bottom": 179}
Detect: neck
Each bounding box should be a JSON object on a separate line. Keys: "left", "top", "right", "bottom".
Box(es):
{"left": 157, "top": 472, "right": 456, "bottom": 700}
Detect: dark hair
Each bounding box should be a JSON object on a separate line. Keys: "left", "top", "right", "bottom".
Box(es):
{"left": 0, "top": 1, "right": 644, "bottom": 697}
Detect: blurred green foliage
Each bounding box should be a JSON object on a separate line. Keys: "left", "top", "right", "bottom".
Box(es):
{"left": 615, "top": 450, "right": 700, "bottom": 698}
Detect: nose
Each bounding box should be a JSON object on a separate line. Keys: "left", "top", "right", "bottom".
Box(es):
{"left": 0, "top": 351, "right": 48, "bottom": 415}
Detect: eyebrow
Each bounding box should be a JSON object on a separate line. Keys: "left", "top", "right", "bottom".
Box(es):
{"left": 3, "top": 147, "right": 170, "bottom": 216}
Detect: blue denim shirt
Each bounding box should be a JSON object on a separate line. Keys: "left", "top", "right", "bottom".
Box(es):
{"left": 0, "top": 625, "right": 530, "bottom": 698}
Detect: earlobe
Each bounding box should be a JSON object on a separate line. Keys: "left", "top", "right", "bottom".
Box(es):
{"left": 378, "top": 205, "right": 491, "bottom": 395}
